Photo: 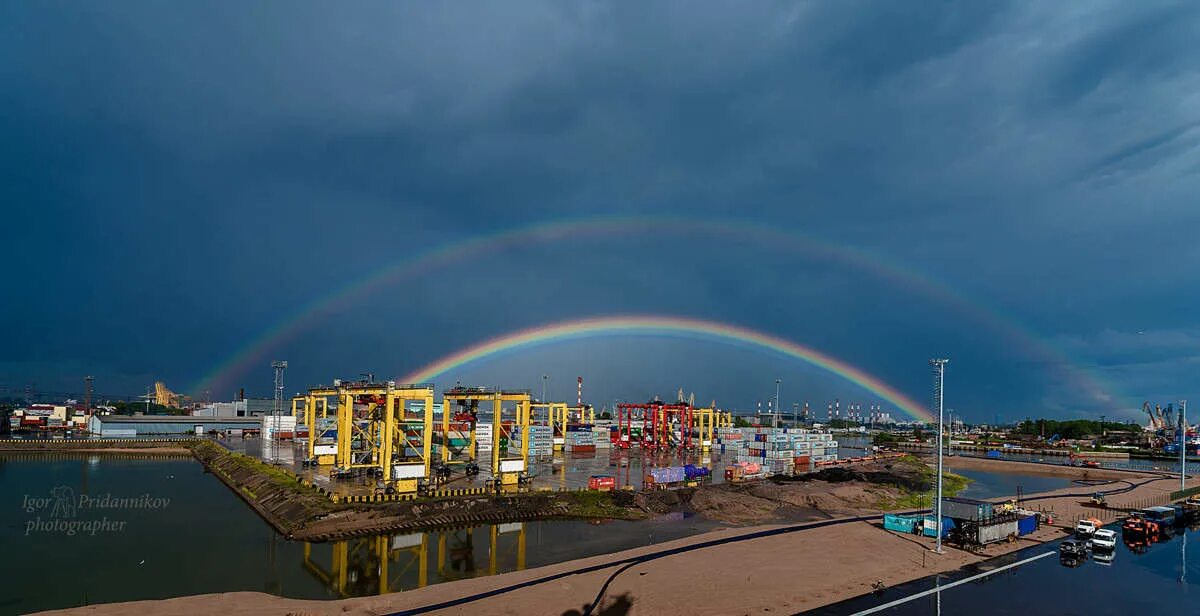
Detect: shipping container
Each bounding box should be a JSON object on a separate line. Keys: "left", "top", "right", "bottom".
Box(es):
{"left": 923, "top": 516, "right": 956, "bottom": 538}
{"left": 976, "top": 519, "right": 1019, "bottom": 545}
{"left": 941, "top": 497, "right": 995, "bottom": 521}
{"left": 884, "top": 514, "right": 922, "bottom": 533}
{"left": 588, "top": 475, "right": 617, "bottom": 491}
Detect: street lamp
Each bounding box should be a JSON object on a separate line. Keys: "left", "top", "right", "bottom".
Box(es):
{"left": 542, "top": 375, "right": 549, "bottom": 403}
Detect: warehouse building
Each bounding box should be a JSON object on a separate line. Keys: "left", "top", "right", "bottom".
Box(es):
{"left": 87, "top": 414, "right": 262, "bottom": 437}
{"left": 192, "top": 398, "right": 274, "bottom": 418}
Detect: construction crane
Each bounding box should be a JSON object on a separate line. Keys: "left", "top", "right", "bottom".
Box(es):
{"left": 1144, "top": 401, "right": 1164, "bottom": 431}
{"left": 1142, "top": 400, "right": 1177, "bottom": 448}
{"left": 154, "top": 381, "right": 187, "bottom": 407}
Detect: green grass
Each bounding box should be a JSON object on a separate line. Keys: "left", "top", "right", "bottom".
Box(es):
{"left": 560, "top": 490, "right": 639, "bottom": 518}
{"left": 873, "top": 455, "right": 972, "bottom": 511}
{"left": 190, "top": 440, "right": 330, "bottom": 505}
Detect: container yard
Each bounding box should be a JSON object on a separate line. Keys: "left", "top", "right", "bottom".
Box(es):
{"left": 215, "top": 377, "right": 854, "bottom": 500}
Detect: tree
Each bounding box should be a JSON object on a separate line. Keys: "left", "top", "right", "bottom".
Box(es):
{"left": 733, "top": 416, "right": 752, "bottom": 428}
{"left": 873, "top": 432, "right": 899, "bottom": 445}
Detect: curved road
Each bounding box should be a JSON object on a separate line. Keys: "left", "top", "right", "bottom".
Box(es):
{"left": 386, "top": 472, "right": 1178, "bottom": 616}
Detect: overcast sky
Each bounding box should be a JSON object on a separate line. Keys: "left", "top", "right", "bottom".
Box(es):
{"left": 3, "top": 1, "right": 1198, "bottom": 422}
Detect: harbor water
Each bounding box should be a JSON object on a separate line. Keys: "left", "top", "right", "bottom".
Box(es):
{"left": 0, "top": 453, "right": 717, "bottom": 615}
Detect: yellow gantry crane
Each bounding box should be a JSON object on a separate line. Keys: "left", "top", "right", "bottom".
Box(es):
{"left": 302, "top": 385, "right": 341, "bottom": 465}
{"left": 692, "top": 406, "right": 716, "bottom": 452}
{"left": 493, "top": 389, "right": 533, "bottom": 486}
{"left": 336, "top": 381, "right": 435, "bottom": 492}
{"left": 440, "top": 387, "right": 533, "bottom": 487}
{"left": 440, "top": 387, "right": 492, "bottom": 466}
{"left": 300, "top": 380, "right": 435, "bottom": 493}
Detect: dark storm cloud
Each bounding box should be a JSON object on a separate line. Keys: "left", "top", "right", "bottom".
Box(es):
{"left": 3, "top": 1, "right": 1199, "bottom": 419}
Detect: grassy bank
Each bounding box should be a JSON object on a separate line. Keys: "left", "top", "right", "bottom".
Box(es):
{"left": 873, "top": 455, "right": 972, "bottom": 510}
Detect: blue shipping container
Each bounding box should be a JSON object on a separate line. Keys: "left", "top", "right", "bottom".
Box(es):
{"left": 1017, "top": 514, "right": 1038, "bottom": 536}
{"left": 922, "top": 516, "right": 956, "bottom": 538}
{"left": 883, "top": 514, "right": 922, "bottom": 533}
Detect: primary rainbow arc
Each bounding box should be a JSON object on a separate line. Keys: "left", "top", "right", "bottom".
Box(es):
{"left": 399, "top": 315, "right": 935, "bottom": 423}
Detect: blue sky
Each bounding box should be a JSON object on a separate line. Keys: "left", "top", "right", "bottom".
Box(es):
{"left": 3, "top": 2, "right": 1199, "bottom": 421}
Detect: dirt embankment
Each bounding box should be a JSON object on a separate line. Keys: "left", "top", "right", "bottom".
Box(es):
{"left": 191, "top": 440, "right": 337, "bottom": 537}
{"left": 638, "top": 458, "right": 959, "bottom": 525}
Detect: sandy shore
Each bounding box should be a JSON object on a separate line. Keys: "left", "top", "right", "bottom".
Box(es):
{"left": 39, "top": 462, "right": 1197, "bottom": 616}
{"left": 938, "top": 455, "right": 1138, "bottom": 482}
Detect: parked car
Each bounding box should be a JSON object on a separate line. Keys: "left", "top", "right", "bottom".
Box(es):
{"left": 1060, "top": 539, "right": 1088, "bottom": 556}
{"left": 1091, "top": 528, "right": 1118, "bottom": 551}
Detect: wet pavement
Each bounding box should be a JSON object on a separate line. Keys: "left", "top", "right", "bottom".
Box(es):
{"left": 224, "top": 436, "right": 738, "bottom": 497}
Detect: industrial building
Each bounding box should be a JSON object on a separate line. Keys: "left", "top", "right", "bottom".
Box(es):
{"left": 86, "top": 414, "right": 262, "bottom": 437}
{"left": 193, "top": 398, "right": 275, "bottom": 418}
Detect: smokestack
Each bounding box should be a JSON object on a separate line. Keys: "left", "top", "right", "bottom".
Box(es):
{"left": 238, "top": 388, "right": 245, "bottom": 401}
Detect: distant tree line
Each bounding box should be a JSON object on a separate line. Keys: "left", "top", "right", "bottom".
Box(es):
{"left": 1014, "top": 418, "right": 1141, "bottom": 440}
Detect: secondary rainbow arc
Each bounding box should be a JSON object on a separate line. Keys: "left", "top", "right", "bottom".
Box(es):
{"left": 190, "top": 215, "right": 1122, "bottom": 414}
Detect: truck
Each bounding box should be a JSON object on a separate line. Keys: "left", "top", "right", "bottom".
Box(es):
{"left": 1091, "top": 528, "right": 1117, "bottom": 551}
{"left": 1075, "top": 518, "right": 1098, "bottom": 538}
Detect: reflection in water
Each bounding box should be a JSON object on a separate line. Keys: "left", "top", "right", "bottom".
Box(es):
{"left": 303, "top": 523, "right": 528, "bottom": 597}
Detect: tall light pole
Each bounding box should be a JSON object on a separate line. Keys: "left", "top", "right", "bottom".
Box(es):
{"left": 1181, "top": 400, "right": 1188, "bottom": 494}
{"left": 775, "top": 379, "right": 782, "bottom": 428}
{"left": 930, "top": 358, "right": 949, "bottom": 554}
{"left": 542, "top": 375, "right": 548, "bottom": 403}
{"left": 272, "top": 361, "right": 288, "bottom": 418}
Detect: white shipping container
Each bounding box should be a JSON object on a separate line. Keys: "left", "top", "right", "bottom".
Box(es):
{"left": 314, "top": 444, "right": 338, "bottom": 456}
{"left": 499, "top": 459, "right": 526, "bottom": 473}
{"left": 392, "top": 463, "right": 425, "bottom": 479}
{"left": 392, "top": 534, "right": 423, "bottom": 549}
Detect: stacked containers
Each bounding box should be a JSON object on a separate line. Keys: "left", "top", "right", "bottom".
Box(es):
{"left": 475, "top": 423, "right": 493, "bottom": 456}
{"left": 526, "top": 425, "right": 554, "bottom": 457}
{"left": 565, "top": 429, "right": 596, "bottom": 453}
{"left": 593, "top": 426, "right": 612, "bottom": 448}
{"left": 729, "top": 428, "right": 838, "bottom": 476}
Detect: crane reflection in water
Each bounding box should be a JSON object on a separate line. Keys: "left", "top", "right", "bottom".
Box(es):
{"left": 302, "top": 522, "right": 527, "bottom": 597}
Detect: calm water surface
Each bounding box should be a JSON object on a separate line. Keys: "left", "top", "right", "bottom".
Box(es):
{"left": 0, "top": 453, "right": 716, "bottom": 615}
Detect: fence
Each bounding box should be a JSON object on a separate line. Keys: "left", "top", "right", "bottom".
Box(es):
{"left": 1170, "top": 485, "right": 1200, "bottom": 501}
